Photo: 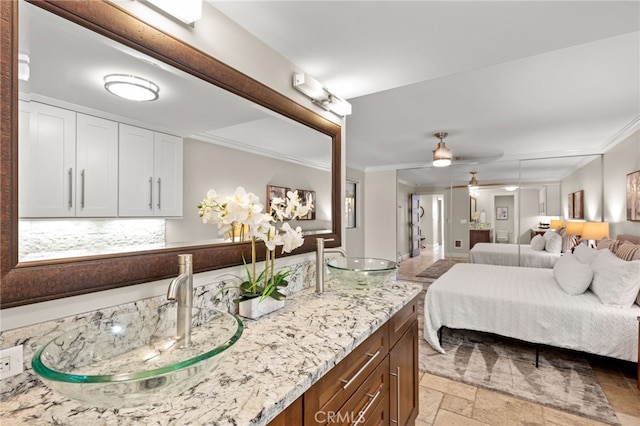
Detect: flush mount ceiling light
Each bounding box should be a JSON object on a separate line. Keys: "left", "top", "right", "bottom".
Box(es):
{"left": 432, "top": 132, "right": 452, "bottom": 167}
{"left": 292, "top": 72, "right": 352, "bottom": 117}
{"left": 468, "top": 171, "right": 479, "bottom": 189}
{"left": 504, "top": 186, "right": 518, "bottom": 192}
{"left": 104, "top": 74, "right": 159, "bottom": 102}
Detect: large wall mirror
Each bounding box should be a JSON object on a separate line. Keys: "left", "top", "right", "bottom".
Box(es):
{"left": 1, "top": 1, "right": 342, "bottom": 308}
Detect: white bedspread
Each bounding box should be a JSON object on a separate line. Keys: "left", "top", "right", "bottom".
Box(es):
{"left": 424, "top": 263, "right": 640, "bottom": 362}
{"left": 469, "top": 243, "right": 561, "bottom": 268}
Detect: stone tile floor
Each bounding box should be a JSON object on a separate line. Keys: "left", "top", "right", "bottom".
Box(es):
{"left": 400, "top": 246, "right": 640, "bottom": 426}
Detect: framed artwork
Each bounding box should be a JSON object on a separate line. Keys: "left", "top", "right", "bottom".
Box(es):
{"left": 296, "top": 189, "right": 316, "bottom": 220}
{"left": 496, "top": 206, "right": 508, "bottom": 220}
{"left": 573, "top": 190, "right": 584, "bottom": 219}
{"left": 627, "top": 170, "right": 640, "bottom": 221}
{"left": 568, "top": 193, "right": 574, "bottom": 218}
{"left": 266, "top": 185, "right": 290, "bottom": 214}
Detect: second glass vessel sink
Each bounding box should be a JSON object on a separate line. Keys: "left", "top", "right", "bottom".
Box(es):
{"left": 32, "top": 306, "right": 243, "bottom": 409}
{"left": 327, "top": 257, "right": 398, "bottom": 288}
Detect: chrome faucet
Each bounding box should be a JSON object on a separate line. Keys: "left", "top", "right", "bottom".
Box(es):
{"left": 167, "top": 254, "right": 193, "bottom": 348}
{"left": 316, "top": 238, "right": 347, "bottom": 294}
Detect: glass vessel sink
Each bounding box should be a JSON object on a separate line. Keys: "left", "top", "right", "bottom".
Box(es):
{"left": 32, "top": 306, "right": 243, "bottom": 409}
{"left": 327, "top": 257, "right": 398, "bottom": 288}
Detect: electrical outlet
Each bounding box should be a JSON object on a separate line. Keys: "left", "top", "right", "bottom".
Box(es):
{"left": 0, "top": 345, "right": 24, "bottom": 379}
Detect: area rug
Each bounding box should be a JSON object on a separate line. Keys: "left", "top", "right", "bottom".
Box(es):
{"left": 417, "top": 285, "right": 619, "bottom": 425}
{"left": 415, "top": 258, "right": 466, "bottom": 279}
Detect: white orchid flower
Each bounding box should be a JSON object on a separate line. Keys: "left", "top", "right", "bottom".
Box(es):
{"left": 280, "top": 222, "right": 304, "bottom": 253}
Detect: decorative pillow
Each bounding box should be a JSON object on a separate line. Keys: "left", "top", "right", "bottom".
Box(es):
{"left": 544, "top": 232, "right": 562, "bottom": 253}
{"left": 543, "top": 229, "right": 556, "bottom": 241}
{"left": 530, "top": 235, "right": 546, "bottom": 251}
{"left": 614, "top": 241, "right": 640, "bottom": 261}
{"left": 573, "top": 244, "right": 598, "bottom": 264}
{"left": 553, "top": 253, "right": 594, "bottom": 295}
{"left": 556, "top": 227, "right": 566, "bottom": 236}
{"left": 596, "top": 238, "right": 621, "bottom": 253}
{"left": 590, "top": 249, "right": 640, "bottom": 307}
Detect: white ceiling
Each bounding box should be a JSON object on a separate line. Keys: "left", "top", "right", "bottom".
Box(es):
{"left": 212, "top": 1, "right": 640, "bottom": 188}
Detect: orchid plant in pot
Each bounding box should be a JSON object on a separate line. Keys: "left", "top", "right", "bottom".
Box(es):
{"left": 197, "top": 186, "right": 312, "bottom": 318}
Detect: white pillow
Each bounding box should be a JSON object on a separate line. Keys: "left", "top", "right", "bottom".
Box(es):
{"left": 553, "top": 253, "right": 594, "bottom": 295}
{"left": 573, "top": 244, "right": 598, "bottom": 264}
{"left": 544, "top": 232, "right": 562, "bottom": 253}
{"left": 543, "top": 229, "right": 556, "bottom": 241}
{"left": 590, "top": 249, "right": 640, "bottom": 307}
{"left": 531, "top": 235, "right": 546, "bottom": 251}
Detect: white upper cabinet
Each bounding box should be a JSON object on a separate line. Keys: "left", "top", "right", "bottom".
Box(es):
{"left": 153, "top": 132, "right": 183, "bottom": 217}
{"left": 119, "top": 124, "right": 183, "bottom": 217}
{"left": 75, "top": 113, "right": 119, "bottom": 217}
{"left": 539, "top": 184, "right": 560, "bottom": 216}
{"left": 19, "top": 101, "right": 76, "bottom": 217}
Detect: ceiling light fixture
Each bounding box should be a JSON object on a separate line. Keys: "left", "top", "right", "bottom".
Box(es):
{"left": 504, "top": 186, "right": 518, "bottom": 192}
{"left": 292, "top": 72, "right": 352, "bottom": 117}
{"left": 432, "top": 132, "right": 452, "bottom": 167}
{"left": 468, "top": 171, "right": 479, "bottom": 189}
{"left": 104, "top": 74, "right": 159, "bottom": 102}
{"left": 144, "top": 0, "right": 202, "bottom": 25}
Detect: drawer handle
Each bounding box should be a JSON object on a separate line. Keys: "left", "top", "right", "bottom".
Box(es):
{"left": 390, "top": 366, "right": 400, "bottom": 424}
{"left": 67, "top": 168, "right": 73, "bottom": 208}
{"left": 157, "top": 177, "right": 161, "bottom": 209}
{"left": 80, "top": 169, "right": 85, "bottom": 209}
{"left": 339, "top": 349, "right": 381, "bottom": 389}
{"left": 353, "top": 390, "right": 381, "bottom": 425}
{"left": 148, "top": 177, "right": 153, "bottom": 210}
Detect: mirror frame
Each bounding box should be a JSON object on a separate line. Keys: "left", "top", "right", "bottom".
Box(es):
{"left": 0, "top": 0, "right": 342, "bottom": 308}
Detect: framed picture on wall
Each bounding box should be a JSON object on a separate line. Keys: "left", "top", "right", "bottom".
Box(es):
{"left": 568, "top": 193, "right": 575, "bottom": 218}
{"left": 296, "top": 189, "right": 316, "bottom": 220}
{"left": 573, "top": 190, "right": 584, "bottom": 219}
{"left": 266, "top": 185, "right": 290, "bottom": 214}
{"left": 627, "top": 170, "right": 640, "bottom": 221}
{"left": 496, "top": 206, "right": 508, "bottom": 220}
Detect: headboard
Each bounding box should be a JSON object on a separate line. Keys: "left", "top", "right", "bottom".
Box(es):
{"left": 615, "top": 234, "right": 640, "bottom": 245}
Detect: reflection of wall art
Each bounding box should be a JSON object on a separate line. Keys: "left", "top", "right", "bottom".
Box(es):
{"left": 266, "top": 185, "right": 290, "bottom": 214}
{"left": 345, "top": 181, "right": 357, "bottom": 228}
{"left": 573, "top": 190, "right": 584, "bottom": 219}
{"left": 567, "top": 190, "right": 584, "bottom": 219}
{"left": 568, "top": 193, "right": 574, "bottom": 219}
{"left": 296, "top": 189, "right": 316, "bottom": 220}
{"left": 496, "top": 207, "right": 508, "bottom": 220}
{"left": 627, "top": 170, "right": 640, "bottom": 221}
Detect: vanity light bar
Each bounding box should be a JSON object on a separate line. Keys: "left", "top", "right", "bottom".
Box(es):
{"left": 293, "top": 72, "right": 352, "bottom": 117}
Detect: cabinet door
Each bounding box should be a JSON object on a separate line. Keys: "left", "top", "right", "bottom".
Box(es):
{"left": 76, "top": 114, "right": 118, "bottom": 217}
{"left": 118, "top": 124, "right": 154, "bottom": 216}
{"left": 19, "top": 101, "right": 76, "bottom": 217}
{"left": 153, "top": 132, "right": 183, "bottom": 217}
{"left": 389, "top": 321, "right": 418, "bottom": 426}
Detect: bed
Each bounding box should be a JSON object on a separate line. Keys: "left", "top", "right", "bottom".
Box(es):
{"left": 469, "top": 242, "right": 562, "bottom": 268}
{"left": 424, "top": 240, "right": 640, "bottom": 362}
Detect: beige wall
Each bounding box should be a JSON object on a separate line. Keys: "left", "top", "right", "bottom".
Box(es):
{"left": 168, "top": 139, "right": 332, "bottom": 244}
{"left": 363, "top": 170, "right": 398, "bottom": 261}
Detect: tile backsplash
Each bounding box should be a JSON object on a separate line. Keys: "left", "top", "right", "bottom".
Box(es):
{"left": 0, "top": 258, "right": 316, "bottom": 400}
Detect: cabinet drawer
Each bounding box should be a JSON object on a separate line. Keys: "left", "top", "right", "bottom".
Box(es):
{"left": 305, "top": 324, "right": 388, "bottom": 424}
{"left": 389, "top": 295, "right": 418, "bottom": 347}
{"left": 364, "top": 390, "right": 389, "bottom": 426}
{"left": 319, "top": 355, "right": 389, "bottom": 426}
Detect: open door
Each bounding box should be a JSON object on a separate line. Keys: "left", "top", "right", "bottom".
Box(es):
{"left": 410, "top": 194, "right": 421, "bottom": 257}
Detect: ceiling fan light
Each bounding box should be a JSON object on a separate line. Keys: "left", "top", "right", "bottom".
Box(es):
{"left": 104, "top": 74, "right": 159, "bottom": 102}
{"left": 432, "top": 142, "right": 452, "bottom": 167}
{"left": 468, "top": 171, "right": 479, "bottom": 189}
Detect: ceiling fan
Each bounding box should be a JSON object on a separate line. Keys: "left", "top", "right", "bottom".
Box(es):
{"left": 431, "top": 132, "right": 503, "bottom": 167}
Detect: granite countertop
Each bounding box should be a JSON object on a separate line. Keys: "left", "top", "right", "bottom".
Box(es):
{"left": 0, "top": 280, "right": 422, "bottom": 425}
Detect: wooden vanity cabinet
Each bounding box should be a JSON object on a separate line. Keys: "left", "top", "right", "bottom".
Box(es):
{"left": 269, "top": 295, "right": 419, "bottom": 426}
{"left": 469, "top": 229, "right": 491, "bottom": 249}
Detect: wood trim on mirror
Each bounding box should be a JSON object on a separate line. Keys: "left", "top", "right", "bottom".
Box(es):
{"left": 0, "top": 0, "right": 341, "bottom": 308}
